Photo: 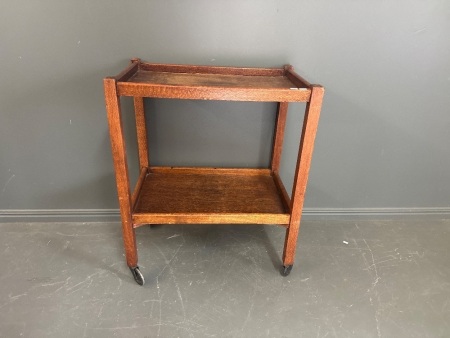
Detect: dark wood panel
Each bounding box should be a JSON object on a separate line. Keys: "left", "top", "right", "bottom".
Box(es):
{"left": 129, "top": 70, "right": 295, "bottom": 89}
{"left": 139, "top": 62, "right": 284, "bottom": 76}
{"left": 133, "top": 96, "right": 149, "bottom": 168}
{"left": 148, "top": 166, "right": 271, "bottom": 176}
{"left": 134, "top": 170, "right": 289, "bottom": 217}
{"left": 271, "top": 102, "right": 288, "bottom": 172}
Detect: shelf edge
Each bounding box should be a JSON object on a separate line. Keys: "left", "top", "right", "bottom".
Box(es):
{"left": 148, "top": 166, "right": 271, "bottom": 176}
{"left": 139, "top": 62, "right": 285, "bottom": 76}
{"left": 132, "top": 212, "right": 290, "bottom": 226}
{"left": 117, "top": 83, "right": 311, "bottom": 102}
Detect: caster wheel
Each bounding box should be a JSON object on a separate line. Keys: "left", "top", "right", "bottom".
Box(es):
{"left": 130, "top": 266, "right": 145, "bottom": 286}
{"left": 281, "top": 265, "right": 293, "bottom": 276}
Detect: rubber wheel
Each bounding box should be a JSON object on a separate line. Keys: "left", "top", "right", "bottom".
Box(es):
{"left": 130, "top": 266, "right": 145, "bottom": 286}
{"left": 281, "top": 265, "right": 293, "bottom": 276}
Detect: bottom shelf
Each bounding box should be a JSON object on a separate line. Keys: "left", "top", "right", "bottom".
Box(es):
{"left": 132, "top": 167, "right": 290, "bottom": 226}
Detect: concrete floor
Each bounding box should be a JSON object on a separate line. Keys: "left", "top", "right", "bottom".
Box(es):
{"left": 0, "top": 220, "right": 449, "bottom": 337}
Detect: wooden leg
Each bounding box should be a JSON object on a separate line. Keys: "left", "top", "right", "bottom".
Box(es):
{"left": 134, "top": 96, "right": 149, "bottom": 169}
{"left": 271, "top": 102, "right": 288, "bottom": 173}
{"left": 282, "top": 86, "right": 324, "bottom": 267}
{"left": 104, "top": 78, "right": 137, "bottom": 268}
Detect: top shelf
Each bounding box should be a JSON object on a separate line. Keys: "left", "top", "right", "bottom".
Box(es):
{"left": 110, "top": 59, "right": 315, "bottom": 102}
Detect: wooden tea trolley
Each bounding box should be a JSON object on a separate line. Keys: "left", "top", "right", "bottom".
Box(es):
{"left": 104, "top": 58, "right": 324, "bottom": 285}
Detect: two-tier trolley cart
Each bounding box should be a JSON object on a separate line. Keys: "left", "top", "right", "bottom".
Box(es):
{"left": 104, "top": 58, "right": 324, "bottom": 285}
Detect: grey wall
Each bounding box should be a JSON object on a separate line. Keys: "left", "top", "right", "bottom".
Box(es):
{"left": 1, "top": 1, "right": 450, "bottom": 219}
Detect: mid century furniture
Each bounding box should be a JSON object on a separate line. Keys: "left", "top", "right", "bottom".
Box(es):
{"left": 104, "top": 58, "right": 324, "bottom": 285}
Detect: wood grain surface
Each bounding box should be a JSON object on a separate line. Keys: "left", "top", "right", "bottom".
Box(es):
{"left": 129, "top": 71, "right": 295, "bottom": 89}
{"left": 133, "top": 169, "right": 289, "bottom": 225}
{"left": 104, "top": 78, "right": 137, "bottom": 268}
{"left": 133, "top": 96, "right": 149, "bottom": 169}
{"left": 118, "top": 83, "right": 311, "bottom": 102}
{"left": 114, "top": 60, "right": 312, "bottom": 102}
{"left": 148, "top": 166, "right": 271, "bottom": 176}
{"left": 133, "top": 213, "right": 289, "bottom": 226}
{"left": 139, "top": 62, "right": 284, "bottom": 76}
{"left": 283, "top": 85, "right": 324, "bottom": 266}
{"left": 271, "top": 102, "right": 289, "bottom": 173}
